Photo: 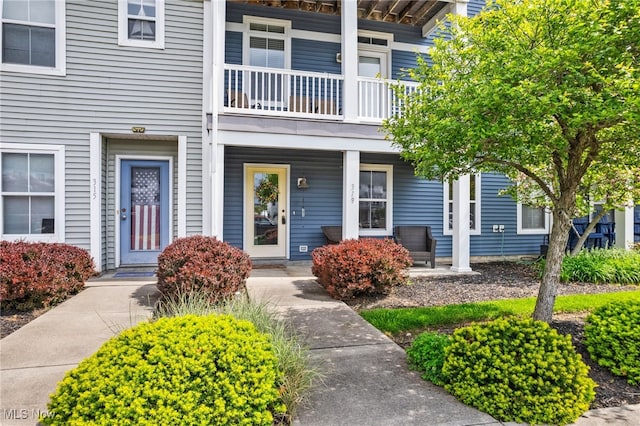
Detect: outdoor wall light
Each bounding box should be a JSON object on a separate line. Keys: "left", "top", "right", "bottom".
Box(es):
{"left": 206, "top": 113, "right": 213, "bottom": 131}
{"left": 297, "top": 177, "right": 309, "bottom": 189}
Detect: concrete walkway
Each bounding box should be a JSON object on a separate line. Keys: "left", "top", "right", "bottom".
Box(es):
{"left": 1, "top": 265, "right": 638, "bottom": 425}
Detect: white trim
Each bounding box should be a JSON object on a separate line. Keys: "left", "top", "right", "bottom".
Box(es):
{"left": 242, "top": 15, "right": 291, "bottom": 69}
{"left": 342, "top": 0, "right": 358, "bottom": 122}
{"left": 359, "top": 163, "right": 393, "bottom": 237}
{"left": 89, "top": 133, "right": 102, "bottom": 272}
{"left": 118, "top": 0, "right": 165, "bottom": 49}
{"left": 451, "top": 174, "right": 471, "bottom": 272}
{"left": 218, "top": 130, "right": 398, "bottom": 154}
{"left": 342, "top": 151, "right": 360, "bottom": 240}
{"left": 0, "top": 0, "right": 66, "bottom": 76}
{"left": 422, "top": 3, "right": 454, "bottom": 38}
{"left": 390, "top": 41, "right": 430, "bottom": 54}
{"left": 516, "top": 203, "right": 550, "bottom": 235}
{"left": 0, "top": 142, "right": 65, "bottom": 243}
{"left": 443, "top": 173, "right": 481, "bottom": 236}
{"left": 212, "top": 144, "right": 225, "bottom": 238}
{"left": 177, "top": 135, "right": 187, "bottom": 238}
{"left": 358, "top": 29, "right": 394, "bottom": 44}
{"left": 114, "top": 155, "right": 173, "bottom": 267}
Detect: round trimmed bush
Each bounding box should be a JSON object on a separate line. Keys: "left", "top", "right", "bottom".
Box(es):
{"left": 157, "top": 236, "right": 251, "bottom": 303}
{"left": 44, "top": 315, "right": 283, "bottom": 425}
{"left": 406, "top": 331, "right": 450, "bottom": 386}
{"left": 311, "top": 238, "right": 411, "bottom": 300}
{"left": 585, "top": 301, "right": 640, "bottom": 385}
{"left": 442, "top": 318, "right": 595, "bottom": 425}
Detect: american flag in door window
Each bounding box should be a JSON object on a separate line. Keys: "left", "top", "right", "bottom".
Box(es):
{"left": 130, "top": 167, "right": 161, "bottom": 251}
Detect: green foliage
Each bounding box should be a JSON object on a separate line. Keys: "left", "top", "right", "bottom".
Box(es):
{"left": 361, "top": 291, "right": 640, "bottom": 335}
{"left": 406, "top": 332, "right": 451, "bottom": 386}
{"left": 44, "top": 315, "right": 283, "bottom": 425}
{"left": 558, "top": 249, "right": 640, "bottom": 284}
{"left": 156, "top": 293, "right": 320, "bottom": 424}
{"left": 443, "top": 318, "right": 595, "bottom": 425}
{"left": 0, "top": 241, "right": 97, "bottom": 311}
{"left": 585, "top": 301, "right": 640, "bottom": 385}
{"left": 311, "top": 238, "right": 412, "bottom": 300}
{"left": 157, "top": 235, "right": 252, "bottom": 303}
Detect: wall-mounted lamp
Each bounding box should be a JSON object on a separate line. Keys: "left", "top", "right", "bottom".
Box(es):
{"left": 336, "top": 53, "right": 342, "bottom": 63}
{"left": 206, "top": 113, "right": 213, "bottom": 132}
{"left": 297, "top": 177, "right": 309, "bottom": 189}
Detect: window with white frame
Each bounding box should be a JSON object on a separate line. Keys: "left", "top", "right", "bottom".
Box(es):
{"left": 243, "top": 17, "right": 290, "bottom": 69}
{"left": 1, "top": 144, "right": 64, "bottom": 241}
{"left": 517, "top": 203, "right": 549, "bottom": 234}
{"left": 0, "top": 0, "right": 65, "bottom": 75}
{"left": 444, "top": 174, "right": 481, "bottom": 235}
{"left": 359, "top": 164, "right": 393, "bottom": 235}
{"left": 118, "top": 0, "right": 164, "bottom": 49}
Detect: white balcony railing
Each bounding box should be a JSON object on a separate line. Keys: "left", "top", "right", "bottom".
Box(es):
{"left": 223, "top": 64, "right": 418, "bottom": 122}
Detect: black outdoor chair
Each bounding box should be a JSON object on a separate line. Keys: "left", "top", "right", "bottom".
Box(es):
{"left": 321, "top": 226, "right": 342, "bottom": 245}
{"left": 394, "top": 226, "right": 437, "bottom": 268}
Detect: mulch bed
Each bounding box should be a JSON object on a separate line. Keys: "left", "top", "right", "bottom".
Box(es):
{"left": 344, "top": 261, "right": 640, "bottom": 410}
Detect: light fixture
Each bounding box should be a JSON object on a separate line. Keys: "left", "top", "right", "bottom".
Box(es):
{"left": 297, "top": 177, "right": 309, "bottom": 189}
{"left": 206, "top": 113, "right": 213, "bottom": 131}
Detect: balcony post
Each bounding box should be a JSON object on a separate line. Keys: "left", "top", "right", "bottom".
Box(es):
{"left": 341, "top": 0, "right": 358, "bottom": 122}
{"left": 343, "top": 150, "right": 360, "bottom": 240}
{"left": 451, "top": 175, "right": 472, "bottom": 272}
{"left": 614, "top": 205, "right": 635, "bottom": 249}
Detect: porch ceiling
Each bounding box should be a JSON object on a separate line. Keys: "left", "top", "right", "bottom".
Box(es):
{"left": 229, "top": 0, "right": 451, "bottom": 27}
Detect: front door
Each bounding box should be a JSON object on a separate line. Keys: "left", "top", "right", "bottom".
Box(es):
{"left": 358, "top": 49, "right": 389, "bottom": 117}
{"left": 245, "top": 165, "right": 287, "bottom": 258}
{"left": 120, "top": 160, "right": 170, "bottom": 265}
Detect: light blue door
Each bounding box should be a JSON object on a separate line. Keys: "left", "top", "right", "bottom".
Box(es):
{"left": 120, "top": 160, "right": 170, "bottom": 265}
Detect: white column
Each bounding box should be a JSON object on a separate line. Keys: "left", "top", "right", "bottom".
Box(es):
{"left": 453, "top": 0, "right": 468, "bottom": 17}
{"left": 343, "top": 150, "right": 360, "bottom": 240}
{"left": 89, "top": 133, "right": 102, "bottom": 272}
{"left": 341, "top": 0, "right": 358, "bottom": 122}
{"left": 451, "top": 175, "right": 472, "bottom": 272}
{"left": 614, "top": 205, "right": 635, "bottom": 249}
{"left": 205, "top": 0, "right": 226, "bottom": 237}
{"left": 177, "top": 135, "right": 187, "bottom": 238}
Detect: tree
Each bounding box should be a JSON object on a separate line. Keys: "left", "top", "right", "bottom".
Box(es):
{"left": 383, "top": 0, "right": 640, "bottom": 322}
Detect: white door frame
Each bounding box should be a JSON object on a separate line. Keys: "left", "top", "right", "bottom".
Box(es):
{"left": 243, "top": 163, "right": 290, "bottom": 258}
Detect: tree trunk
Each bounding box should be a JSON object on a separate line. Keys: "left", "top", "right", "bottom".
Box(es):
{"left": 533, "top": 206, "right": 572, "bottom": 323}
{"left": 569, "top": 209, "right": 609, "bottom": 255}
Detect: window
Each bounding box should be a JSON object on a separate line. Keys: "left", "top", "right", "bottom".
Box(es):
{"left": 118, "top": 0, "right": 164, "bottom": 49}
{"left": 243, "top": 17, "right": 290, "bottom": 69}
{"left": 1, "top": 144, "right": 64, "bottom": 241}
{"left": 444, "top": 174, "right": 481, "bottom": 235}
{"left": 359, "top": 164, "right": 393, "bottom": 236}
{"left": 0, "top": 0, "right": 65, "bottom": 75}
{"left": 517, "top": 204, "right": 549, "bottom": 234}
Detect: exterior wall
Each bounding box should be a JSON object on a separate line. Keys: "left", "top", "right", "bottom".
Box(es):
{"left": 224, "top": 147, "right": 543, "bottom": 260}
{"left": 0, "top": 1, "right": 204, "bottom": 263}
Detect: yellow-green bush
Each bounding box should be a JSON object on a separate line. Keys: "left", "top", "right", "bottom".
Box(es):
{"left": 43, "top": 315, "right": 284, "bottom": 425}
{"left": 585, "top": 301, "right": 640, "bottom": 385}
{"left": 442, "top": 318, "right": 595, "bottom": 425}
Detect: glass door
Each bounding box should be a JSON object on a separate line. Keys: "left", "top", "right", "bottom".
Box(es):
{"left": 358, "top": 49, "right": 389, "bottom": 118}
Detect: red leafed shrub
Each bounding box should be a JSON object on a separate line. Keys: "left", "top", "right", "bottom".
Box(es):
{"left": 311, "top": 238, "right": 411, "bottom": 300}
{"left": 157, "top": 236, "right": 252, "bottom": 303}
{"left": 0, "top": 241, "right": 97, "bottom": 311}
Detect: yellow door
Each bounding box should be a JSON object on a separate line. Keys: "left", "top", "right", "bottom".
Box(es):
{"left": 244, "top": 165, "right": 288, "bottom": 258}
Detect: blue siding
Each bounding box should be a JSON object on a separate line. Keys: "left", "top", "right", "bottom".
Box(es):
{"left": 292, "top": 39, "right": 341, "bottom": 74}
{"left": 468, "top": 0, "right": 487, "bottom": 18}
{"left": 224, "top": 147, "right": 343, "bottom": 260}
{"left": 359, "top": 19, "right": 428, "bottom": 45}
{"left": 225, "top": 31, "right": 242, "bottom": 65}
{"left": 227, "top": 3, "right": 341, "bottom": 34}
{"left": 392, "top": 50, "right": 427, "bottom": 80}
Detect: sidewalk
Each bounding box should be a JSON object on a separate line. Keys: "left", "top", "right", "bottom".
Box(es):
{"left": 0, "top": 266, "right": 638, "bottom": 425}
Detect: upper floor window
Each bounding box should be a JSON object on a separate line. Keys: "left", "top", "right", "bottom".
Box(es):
{"left": 118, "top": 0, "right": 165, "bottom": 49}
{"left": 243, "top": 16, "right": 290, "bottom": 69}
{"left": 444, "top": 174, "right": 481, "bottom": 235}
{"left": 1, "top": 143, "right": 65, "bottom": 242}
{"left": 0, "top": 0, "right": 66, "bottom": 75}
{"left": 359, "top": 164, "right": 393, "bottom": 236}
{"left": 517, "top": 204, "right": 549, "bottom": 234}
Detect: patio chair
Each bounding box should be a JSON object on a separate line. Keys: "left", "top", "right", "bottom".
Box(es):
{"left": 321, "top": 226, "right": 342, "bottom": 245}
{"left": 394, "top": 225, "right": 437, "bottom": 268}
{"left": 227, "top": 90, "right": 250, "bottom": 108}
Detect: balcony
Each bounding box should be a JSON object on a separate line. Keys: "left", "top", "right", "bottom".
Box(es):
{"left": 223, "top": 64, "right": 419, "bottom": 123}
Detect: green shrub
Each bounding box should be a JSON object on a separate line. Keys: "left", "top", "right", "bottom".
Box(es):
{"left": 557, "top": 249, "right": 640, "bottom": 284}
{"left": 44, "top": 315, "right": 283, "bottom": 425}
{"left": 406, "top": 332, "right": 450, "bottom": 386}
{"left": 156, "top": 293, "right": 320, "bottom": 424}
{"left": 585, "top": 301, "right": 640, "bottom": 385}
{"left": 442, "top": 318, "right": 595, "bottom": 425}
{"left": 157, "top": 235, "right": 252, "bottom": 303}
{"left": 0, "top": 241, "right": 96, "bottom": 311}
{"left": 311, "top": 238, "right": 412, "bottom": 300}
